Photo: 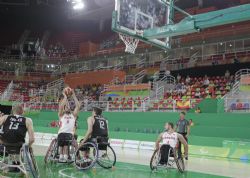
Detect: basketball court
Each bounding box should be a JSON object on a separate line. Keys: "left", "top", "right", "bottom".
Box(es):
{"left": 11, "top": 145, "right": 248, "bottom": 178}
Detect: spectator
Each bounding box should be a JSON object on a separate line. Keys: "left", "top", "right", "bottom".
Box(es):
{"left": 185, "top": 75, "right": 191, "bottom": 84}
{"left": 225, "top": 70, "right": 230, "bottom": 79}
{"left": 189, "top": 119, "right": 194, "bottom": 126}
{"left": 177, "top": 74, "right": 181, "bottom": 82}
{"left": 203, "top": 77, "right": 210, "bottom": 87}
{"left": 108, "top": 97, "right": 112, "bottom": 101}
{"left": 195, "top": 90, "right": 201, "bottom": 98}
{"left": 195, "top": 107, "right": 201, "bottom": 114}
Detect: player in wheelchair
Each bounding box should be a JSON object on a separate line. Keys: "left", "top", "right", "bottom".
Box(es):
{"left": 44, "top": 135, "right": 78, "bottom": 164}
{"left": 45, "top": 88, "right": 80, "bottom": 164}
{"left": 75, "top": 107, "right": 116, "bottom": 170}
{"left": 150, "top": 122, "right": 188, "bottom": 173}
{"left": 0, "top": 104, "right": 39, "bottom": 178}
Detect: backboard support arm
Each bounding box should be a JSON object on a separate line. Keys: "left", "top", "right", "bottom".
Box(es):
{"left": 143, "top": 4, "right": 250, "bottom": 39}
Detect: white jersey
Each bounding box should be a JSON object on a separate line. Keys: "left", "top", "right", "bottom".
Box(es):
{"left": 58, "top": 113, "right": 75, "bottom": 134}
{"left": 162, "top": 131, "right": 178, "bottom": 148}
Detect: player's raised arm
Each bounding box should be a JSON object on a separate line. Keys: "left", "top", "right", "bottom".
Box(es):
{"left": 177, "top": 133, "right": 188, "bottom": 158}
{"left": 58, "top": 91, "right": 67, "bottom": 118}
{"left": 26, "top": 118, "right": 35, "bottom": 146}
{"left": 72, "top": 90, "right": 80, "bottom": 118}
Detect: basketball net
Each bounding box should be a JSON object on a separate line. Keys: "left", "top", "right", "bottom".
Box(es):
{"left": 119, "top": 33, "right": 139, "bottom": 54}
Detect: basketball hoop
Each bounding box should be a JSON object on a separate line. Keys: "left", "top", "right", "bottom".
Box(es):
{"left": 119, "top": 33, "right": 139, "bottom": 54}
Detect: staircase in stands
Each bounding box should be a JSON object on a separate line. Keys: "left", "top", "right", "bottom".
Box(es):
{"left": 0, "top": 81, "right": 14, "bottom": 101}
{"left": 150, "top": 73, "right": 176, "bottom": 100}
{"left": 223, "top": 68, "right": 250, "bottom": 112}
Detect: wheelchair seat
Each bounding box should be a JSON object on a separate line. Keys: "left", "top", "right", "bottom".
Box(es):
{"left": 96, "top": 137, "right": 109, "bottom": 145}
{"left": 0, "top": 142, "right": 24, "bottom": 156}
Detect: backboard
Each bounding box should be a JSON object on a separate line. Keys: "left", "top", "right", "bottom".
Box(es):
{"left": 112, "top": 0, "right": 173, "bottom": 52}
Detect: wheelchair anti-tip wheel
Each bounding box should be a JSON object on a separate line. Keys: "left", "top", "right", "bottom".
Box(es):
{"left": 97, "top": 144, "right": 116, "bottom": 169}
{"left": 75, "top": 142, "right": 98, "bottom": 170}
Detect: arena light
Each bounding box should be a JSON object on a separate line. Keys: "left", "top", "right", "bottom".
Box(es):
{"left": 72, "top": 0, "right": 84, "bottom": 10}
{"left": 73, "top": 2, "right": 84, "bottom": 10}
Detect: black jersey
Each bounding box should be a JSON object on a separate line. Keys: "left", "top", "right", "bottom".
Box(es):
{"left": 2, "top": 115, "right": 27, "bottom": 143}
{"left": 92, "top": 116, "right": 108, "bottom": 138}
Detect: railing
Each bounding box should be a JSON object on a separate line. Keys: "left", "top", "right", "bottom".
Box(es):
{"left": 134, "top": 70, "right": 146, "bottom": 84}
{"left": 114, "top": 61, "right": 124, "bottom": 71}
{"left": 151, "top": 74, "right": 176, "bottom": 99}
{"left": 235, "top": 69, "right": 250, "bottom": 83}
{"left": 125, "top": 75, "right": 134, "bottom": 84}
{"left": 155, "top": 86, "right": 164, "bottom": 100}
{"left": 23, "top": 98, "right": 201, "bottom": 113}
{"left": 136, "top": 58, "right": 146, "bottom": 69}
{"left": 104, "top": 83, "right": 151, "bottom": 92}
{"left": 223, "top": 69, "right": 250, "bottom": 111}
{"left": 0, "top": 81, "right": 14, "bottom": 101}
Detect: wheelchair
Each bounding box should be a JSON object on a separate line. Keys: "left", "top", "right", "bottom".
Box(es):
{"left": 0, "top": 143, "right": 39, "bottom": 178}
{"left": 75, "top": 137, "right": 116, "bottom": 170}
{"left": 150, "top": 144, "right": 185, "bottom": 173}
{"left": 44, "top": 137, "right": 78, "bottom": 164}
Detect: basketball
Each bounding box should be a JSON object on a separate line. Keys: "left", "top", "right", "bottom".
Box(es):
{"left": 64, "top": 87, "right": 73, "bottom": 97}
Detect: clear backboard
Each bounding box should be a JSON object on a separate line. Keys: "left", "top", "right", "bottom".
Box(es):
{"left": 112, "top": 0, "right": 172, "bottom": 53}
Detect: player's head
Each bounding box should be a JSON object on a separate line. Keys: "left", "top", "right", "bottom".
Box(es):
{"left": 64, "top": 103, "right": 71, "bottom": 114}
{"left": 0, "top": 112, "right": 3, "bottom": 117}
{"left": 12, "top": 104, "right": 24, "bottom": 115}
{"left": 180, "top": 112, "right": 186, "bottom": 120}
{"left": 92, "top": 107, "right": 102, "bottom": 116}
{"left": 165, "top": 122, "right": 174, "bottom": 131}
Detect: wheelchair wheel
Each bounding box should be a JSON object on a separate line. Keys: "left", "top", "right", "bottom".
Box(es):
{"left": 22, "top": 145, "right": 39, "bottom": 178}
{"left": 97, "top": 144, "right": 116, "bottom": 169}
{"left": 44, "top": 138, "right": 57, "bottom": 164}
{"left": 75, "top": 142, "right": 98, "bottom": 170}
{"left": 68, "top": 139, "right": 78, "bottom": 163}
{"left": 173, "top": 151, "right": 185, "bottom": 173}
{"left": 150, "top": 149, "right": 160, "bottom": 171}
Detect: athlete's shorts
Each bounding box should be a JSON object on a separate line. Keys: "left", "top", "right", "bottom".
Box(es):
{"left": 58, "top": 133, "right": 73, "bottom": 147}
{"left": 160, "top": 144, "right": 174, "bottom": 164}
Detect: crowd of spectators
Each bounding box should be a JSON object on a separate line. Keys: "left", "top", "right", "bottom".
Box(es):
{"left": 99, "top": 35, "right": 120, "bottom": 50}
{"left": 75, "top": 84, "right": 103, "bottom": 101}
{"left": 47, "top": 43, "right": 67, "bottom": 58}
{"left": 164, "top": 73, "right": 234, "bottom": 100}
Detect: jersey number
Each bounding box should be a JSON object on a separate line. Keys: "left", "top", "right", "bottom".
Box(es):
{"left": 98, "top": 120, "right": 105, "bottom": 129}
{"left": 9, "top": 122, "right": 19, "bottom": 130}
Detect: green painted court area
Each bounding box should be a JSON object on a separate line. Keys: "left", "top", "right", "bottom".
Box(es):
{"left": 19, "top": 157, "right": 227, "bottom": 178}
